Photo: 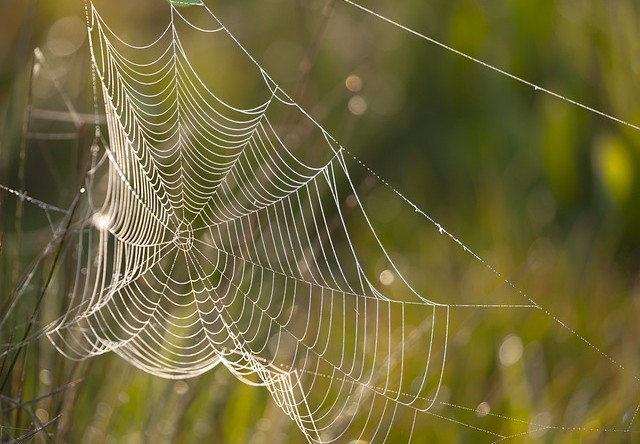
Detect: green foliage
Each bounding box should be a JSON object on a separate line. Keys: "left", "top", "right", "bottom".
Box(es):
{"left": 167, "top": 0, "right": 202, "bottom": 6}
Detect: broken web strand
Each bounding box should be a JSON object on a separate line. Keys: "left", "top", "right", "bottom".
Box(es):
{"left": 0, "top": 184, "right": 68, "bottom": 234}
{"left": 6, "top": 0, "right": 636, "bottom": 442}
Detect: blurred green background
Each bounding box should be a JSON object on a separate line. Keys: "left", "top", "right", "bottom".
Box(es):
{"left": 1, "top": 0, "right": 640, "bottom": 442}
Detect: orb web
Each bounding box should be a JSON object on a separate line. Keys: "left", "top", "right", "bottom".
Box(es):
{"left": 43, "top": 2, "right": 451, "bottom": 442}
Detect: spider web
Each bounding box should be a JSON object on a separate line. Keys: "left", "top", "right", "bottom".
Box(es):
{"left": 2, "top": 0, "right": 640, "bottom": 442}
{"left": 45, "top": 2, "right": 452, "bottom": 441}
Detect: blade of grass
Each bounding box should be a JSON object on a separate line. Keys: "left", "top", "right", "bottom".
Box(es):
{"left": 11, "top": 50, "right": 36, "bottom": 295}
{"left": 0, "top": 379, "right": 84, "bottom": 413}
{"left": 0, "top": 189, "right": 82, "bottom": 392}
{"left": 7, "top": 413, "right": 61, "bottom": 444}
